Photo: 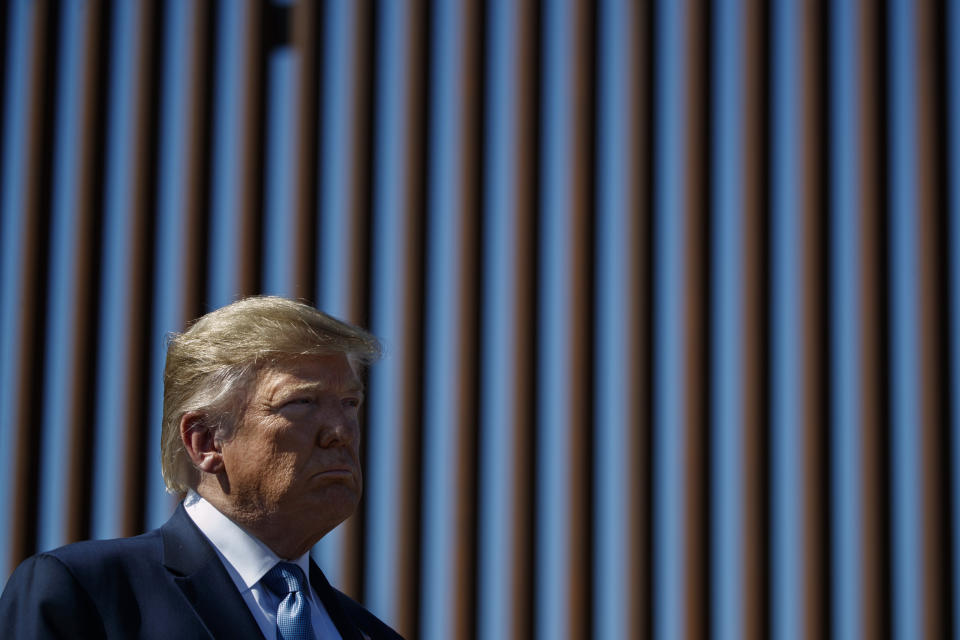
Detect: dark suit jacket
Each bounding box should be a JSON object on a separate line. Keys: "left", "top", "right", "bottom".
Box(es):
{"left": 0, "top": 504, "right": 402, "bottom": 639}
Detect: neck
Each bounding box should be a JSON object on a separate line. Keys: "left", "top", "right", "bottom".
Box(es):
{"left": 192, "top": 484, "right": 325, "bottom": 560}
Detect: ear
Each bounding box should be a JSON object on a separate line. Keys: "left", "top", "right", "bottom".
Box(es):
{"left": 180, "top": 412, "right": 224, "bottom": 474}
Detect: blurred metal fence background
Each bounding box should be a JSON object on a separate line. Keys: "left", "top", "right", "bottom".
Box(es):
{"left": 1, "top": 1, "right": 958, "bottom": 638}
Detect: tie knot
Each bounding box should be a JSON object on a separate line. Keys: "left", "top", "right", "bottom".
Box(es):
{"left": 264, "top": 562, "right": 307, "bottom": 596}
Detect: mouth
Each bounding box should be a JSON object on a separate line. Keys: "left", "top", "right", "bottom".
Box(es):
{"left": 313, "top": 468, "right": 354, "bottom": 479}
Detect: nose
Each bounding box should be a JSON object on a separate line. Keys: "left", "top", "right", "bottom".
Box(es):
{"left": 316, "top": 406, "right": 358, "bottom": 448}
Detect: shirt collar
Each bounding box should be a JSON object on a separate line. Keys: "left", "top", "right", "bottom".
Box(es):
{"left": 183, "top": 491, "right": 312, "bottom": 591}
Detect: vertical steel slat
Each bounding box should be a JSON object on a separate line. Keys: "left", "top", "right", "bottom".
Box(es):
{"left": 419, "top": 0, "right": 481, "bottom": 636}
{"left": 0, "top": 0, "right": 9, "bottom": 220}
{"left": 652, "top": 0, "right": 689, "bottom": 636}
{"left": 63, "top": 0, "right": 110, "bottom": 545}
{"left": 338, "top": 0, "right": 375, "bottom": 599}
{"left": 949, "top": 1, "right": 960, "bottom": 633}
{"left": 683, "top": 0, "right": 710, "bottom": 635}
{"left": 771, "top": 0, "right": 805, "bottom": 637}
{"left": 180, "top": 0, "right": 215, "bottom": 324}
{"left": 262, "top": 5, "right": 299, "bottom": 299}
{"left": 313, "top": 0, "right": 373, "bottom": 599}
{"left": 0, "top": 0, "right": 30, "bottom": 580}
{"left": 513, "top": 4, "right": 538, "bottom": 636}
{"left": 365, "top": 1, "right": 428, "bottom": 634}
{"left": 209, "top": 0, "right": 265, "bottom": 305}
{"left": 456, "top": 0, "right": 482, "bottom": 634}
{"left": 801, "top": 0, "right": 829, "bottom": 636}
{"left": 90, "top": 0, "right": 159, "bottom": 539}
{"left": 594, "top": 1, "right": 647, "bottom": 638}
{"left": 829, "top": 1, "right": 862, "bottom": 638}
{"left": 857, "top": 0, "right": 889, "bottom": 636}
{"left": 38, "top": 0, "right": 107, "bottom": 551}
{"left": 741, "top": 0, "right": 768, "bottom": 636}
{"left": 634, "top": 3, "right": 654, "bottom": 638}
{"left": 535, "top": 0, "right": 594, "bottom": 637}
{"left": 569, "top": 1, "right": 594, "bottom": 638}
{"left": 394, "top": 1, "right": 427, "bottom": 632}
{"left": 476, "top": 1, "right": 538, "bottom": 637}
{"left": 889, "top": 0, "right": 924, "bottom": 637}
{"left": 237, "top": 0, "right": 266, "bottom": 297}
{"left": 146, "top": 0, "right": 212, "bottom": 528}
{"left": 710, "top": 0, "right": 745, "bottom": 637}
{"left": 208, "top": 1, "right": 248, "bottom": 306}
{"left": 456, "top": 0, "right": 484, "bottom": 628}
{"left": 289, "top": 0, "right": 320, "bottom": 301}
{"left": 36, "top": 0, "right": 81, "bottom": 553}
{"left": 0, "top": 0, "right": 27, "bottom": 577}
{"left": 915, "top": 1, "right": 949, "bottom": 636}
{"left": 88, "top": 0, "right": 136, "bottom": 541}
{"left": 120, "top": 0, "right": 162, "bottom": 537}
{"left": 8, "top": 0, "right": 58, "bottom": 567}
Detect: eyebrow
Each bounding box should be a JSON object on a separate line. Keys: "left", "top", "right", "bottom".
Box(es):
{"left": 278, "top": 381, "right": 365, "bottom": 396}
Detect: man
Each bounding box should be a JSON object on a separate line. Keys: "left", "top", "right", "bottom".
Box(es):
{"left": 0, "top": 296, "right": 402, "bottom": 639}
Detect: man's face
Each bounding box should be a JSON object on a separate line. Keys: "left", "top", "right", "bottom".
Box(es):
{"left": 219, "top": 353, "right": 364, "bottom": 545}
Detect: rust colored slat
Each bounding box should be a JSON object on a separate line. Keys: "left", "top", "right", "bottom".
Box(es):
{"left": 10, "top": 0, "right": 59, "bottom": 567}
{"left": 513, "top": 3, "right": 540, "bottom": 638}
{"left": 290, "top": 0, "right": 321, "bottom": 302}
{"left": 331, "top": 0, "right": 376, "bottom": 602}
{"left": 330, "top": 0, "right": 379, "bottom": 602}
{"left": 683, "top": 0, "right": 710, "bottom": 637}
{"left": 63, "top": 0, "right": 110, "bottom": 544}
{"left": 346, "top": 0, "right": 375, "bottom": 336}
{"left": 449, "top": 0, "right": 483, "bottom": 637}
{"left": 181, "top": 0, "right": 217, "bottom": 321}
{"left": 237, "top": 0, "right": 268, "bottom": 296}
{"left": 801, "top": 1, "right": 830, "bottom": 637}
{"left": 391, "top": 1, "right": 430, "bottom": 634}
{"left": 565, "top": 1, "right": 597, "bottom": 636}
{"left": 914, "top": 0, "right": 949, "bottom": 636}
{"left": 118, "top": 0, "right": 166, "bottom": 537}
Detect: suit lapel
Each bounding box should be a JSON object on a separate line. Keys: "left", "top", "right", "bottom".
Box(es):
{"left": 161, "top": 505, "right": 265, "bottom": 640}
{"left": 310, "top": 561, "right": 365, "bottom": 640}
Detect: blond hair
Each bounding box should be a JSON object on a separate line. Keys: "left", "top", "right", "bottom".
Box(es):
{"left": 160, "top": 296, "right": 381, "bottom": 495}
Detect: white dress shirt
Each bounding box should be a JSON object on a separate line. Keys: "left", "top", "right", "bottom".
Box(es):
{"left": 184, "top": 491, "right": 343, "bottom": 640}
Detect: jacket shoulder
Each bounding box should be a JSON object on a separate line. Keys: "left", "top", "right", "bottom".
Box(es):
{"left": 1, "top": 530, "right": 168, "bottom": 624}
{"left": 329, "top": 588, "right": 406, "bottom": 640}
{"left": 0, "top": 552, "right": 108, "bottom": 638}
{"left": 43, "top": 528, "right": 164, "bottom": 580}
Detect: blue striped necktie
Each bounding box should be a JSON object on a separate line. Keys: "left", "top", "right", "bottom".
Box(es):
{"left": 263, "top": 562, "right": 314, "bottom": 640}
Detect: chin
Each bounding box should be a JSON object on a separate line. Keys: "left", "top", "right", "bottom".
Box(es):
{"left": 305, "top": 486, "right": 359, "bottom": 519}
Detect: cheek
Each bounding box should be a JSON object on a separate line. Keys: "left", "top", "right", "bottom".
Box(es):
{"left": 236, "top": 439, "right": 298, "bottom": 482}
{"left": 253, "top": 454, "right": 302, "bottom": 502}
{"left": 273, "top": 449, "right": 305, "bottom": 479}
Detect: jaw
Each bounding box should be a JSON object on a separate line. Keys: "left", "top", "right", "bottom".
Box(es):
{"left": 213, "top": 487, "right": 360, "bottom": 558}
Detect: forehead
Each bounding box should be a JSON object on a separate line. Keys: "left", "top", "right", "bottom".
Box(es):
{"left": 252, "top": 353, "right": 363, "bottom": 396}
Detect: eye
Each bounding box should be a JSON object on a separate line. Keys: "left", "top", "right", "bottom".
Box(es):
{"left": 342, "top": 397, "right": 362, "bottom": 409}
{"left": 283, "top": 397, "right": 313, "bottom": 407}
